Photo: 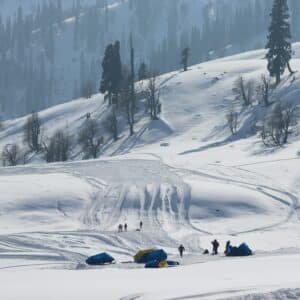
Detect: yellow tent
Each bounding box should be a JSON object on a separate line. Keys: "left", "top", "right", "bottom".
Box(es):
{"left": 158, "top": 261, "right": 168, "bottom": 268}
{"left": 134, "top": 249, "right": 155, "bottom": 263}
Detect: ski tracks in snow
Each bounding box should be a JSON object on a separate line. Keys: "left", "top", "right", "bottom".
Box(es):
{"left": 141, "top": 152, "right": 299, "bottom": 236}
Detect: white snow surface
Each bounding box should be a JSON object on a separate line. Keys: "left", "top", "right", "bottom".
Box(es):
{"left": 0, "top": 46, "right": 300, "bottom": 299}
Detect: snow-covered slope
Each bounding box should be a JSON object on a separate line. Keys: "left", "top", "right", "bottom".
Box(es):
{"left": 0, "top": 46, "right": 300, "bottom": 299}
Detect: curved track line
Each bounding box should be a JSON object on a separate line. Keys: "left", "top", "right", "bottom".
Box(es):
{"left": 140, "top": 152, "right": 298, "bottom": 236}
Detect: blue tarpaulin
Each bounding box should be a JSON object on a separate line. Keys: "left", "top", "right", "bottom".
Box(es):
{"left": 145, "top": 260, "right": 167, "bottom": 268}
{"left": 167, "top": 260, "right": 180, "bottom": 267}
{"left": 146, "top": 249, "right": 167, "bottom": 263}
{"left": 86, "top": 252, "right": 115, "bottom": 265}
{"left": 226, "top": 243, "right": 253, "bottom": 257}
{"left": 145, "top": 260, "right": 180, "bottom": 268}
{"left": 134, "top": 249, "right": 167, "bottom": 264}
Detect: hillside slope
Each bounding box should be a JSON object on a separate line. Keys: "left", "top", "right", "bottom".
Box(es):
{"left": 1, "top": 44, "right": 300, "bottom": 163}
{"left": 0, "top": 46, "right": 300, "bottom": 299}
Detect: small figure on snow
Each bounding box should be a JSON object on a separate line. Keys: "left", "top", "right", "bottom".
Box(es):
{"left": 224, "top": 241, "right": 232, "bottom": 255}
{"left": 178, "top": 244, "right": 185, "bottom": 258}
{"left": 211, "top": 239, "right": 220, "bottom": 255}
{"left": 124, "top": 223, "right": 128, "bottom": 232}
{"left": 139, "top": 221, "right": 143, "bottom": 230}
{"left": 118, "top": 224, "right": 123, "bottom": 232}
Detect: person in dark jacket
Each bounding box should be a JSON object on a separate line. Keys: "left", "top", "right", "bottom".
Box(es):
{"left": 118, "top": 224, "right": 123, "bottom": 232}
{"left": 178, "top": 244, "right": 185, "bottom": 258}
{"left": 224, "top": 241, "right": 232, "bottom": 255}
{"left": 124, "top": 223, "right": 128, "bottom": 232}
{"left": 139, "top": 221, "right": 143, "bottom": 230}
{"left": 212, "top": 239, "right": 220, "bottom": 255}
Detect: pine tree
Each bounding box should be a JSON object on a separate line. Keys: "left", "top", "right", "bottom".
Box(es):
{"left": 73, "top": 14, "right": 79, "bottom": 50}
{"left": 266, "top": 0, "right": 294, "bottom": 85}
{"left": 100, "top": 42, "right": 122, "bottom": 99}
{"left": 56, "top": 0, "right": 63, "bottom": 25}
{"left": 80, "top": 52, "right": 86, "bottom": 96}
{"left": 24, "top": 112, "right": 41, "bottom": 152}
{"left": 128, "top": 35, "right": 135, "bottom": 136}
{"left": 138, "top": 62, "right": 148, "bottom": 81}
{"left": 111, "top": 41, "right": 122, "bottom": 98}
{"left": 181, "top": 47, "right": 190, "bottom": 71}
{"left": 100, "top": 43, "right": 114, "bottom": 102}
{"left": 100, "top": 41, "right": 122, "bottom": 140}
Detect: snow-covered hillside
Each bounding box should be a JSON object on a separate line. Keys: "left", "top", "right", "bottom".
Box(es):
{"left": 0, "top": 46, "right": 300, "bottom": 299}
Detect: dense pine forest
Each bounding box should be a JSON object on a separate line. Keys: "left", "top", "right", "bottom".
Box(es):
{"left": 1, "top": 0, "right": 300, "bottom": 119}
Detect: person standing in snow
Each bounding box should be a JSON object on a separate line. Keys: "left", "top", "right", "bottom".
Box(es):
{"left": 211, "top": 239, "right": 220, "bottom": 255}
{"left": 178, "top": 244, "right": 185, "bottom": 258}
{"left": 118, "top": 224, "right": 123, "bottom": 232}
{"left": 139, "top": 221, "right": 143, "bottom": 230}
{"left": 124, "top": 223, "right": 128, "bottom": 232}
{"left": 224, "top": 241, "right": 231, "bottom": 255}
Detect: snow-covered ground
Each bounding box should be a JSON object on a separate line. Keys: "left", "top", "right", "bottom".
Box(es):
{"left": 0, "top": 45, "right": 300, "bottom": 299}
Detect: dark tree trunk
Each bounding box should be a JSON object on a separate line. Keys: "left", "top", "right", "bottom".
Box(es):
{"left": 276, "top": 72, "right": 281, "bottom": 85}
{"left": 287, "top": 61, "right": 295, "bottom": 74}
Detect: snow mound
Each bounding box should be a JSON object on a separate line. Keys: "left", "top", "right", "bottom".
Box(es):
{"left": 134, "top": 119, "right": 173, "bottom": 146}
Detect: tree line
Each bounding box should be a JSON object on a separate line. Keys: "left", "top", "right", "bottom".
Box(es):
{"left": 2, "top": 0, "right": 300, "bottom": 119}
{"left": 0, "top": 35, "right": 161, "bottom": 166}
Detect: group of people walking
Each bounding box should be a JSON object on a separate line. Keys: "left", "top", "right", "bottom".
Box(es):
{"left": 178, "top": 239, "right": 232, "bottom": 258}
{"left": 118, "top": 223, "right": 127, "bottom": 232}
{"left": 118, "top": 221, "right": 143, "bottom": 233}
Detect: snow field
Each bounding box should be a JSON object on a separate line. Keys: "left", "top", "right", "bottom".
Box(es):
{"left": 0, "top": 45, "right": 300, "bottom": 299}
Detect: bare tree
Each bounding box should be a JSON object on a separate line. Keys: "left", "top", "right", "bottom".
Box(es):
{"left": 43, "top": 129, "right": 71, "bottom": 163}
{"left": 78, "top": 118, "right": 103, "bottom": 159}
{"left": 111, "top": 101, "right": 118, "bottom": 141}
{"left": 24, "top": 112, "right": 41, "bottom": 152}
{"left": 146, "top": 74, "right": 161, "bottom": 120}
{"left": 261, "top": 103, "right": 298, "bottom": 146}
{"left": 2, "top": 144, "right": 21, "bottom": 166}
{"left": 256, "top": 75, "right": 272, "bottom": 106}
{"left": 181, "top": 47, "right": 191, "bottom": 72}
{"left": 103, "top": 108, "right": 118, "bottom": 141}
{"left": 233, "top": 76, "right": 254, "bottom": 106}
{"left": 282, "top": 105, "right": 298, "bottom": 144}
{"left": 262, "top": 103, "right": 283, "bottom": 146}
{"left": 120, "top": 65, "right": 134, "bottom": 136}
{"left": 226, "top": 110, "right": 238, "bottom": 135}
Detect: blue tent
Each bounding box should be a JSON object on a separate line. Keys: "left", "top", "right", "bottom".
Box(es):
{"left": 145, "top": 260, "right": 180, "bottom": 269}
{"left": 86, "top": 252, "right": 115, "bottom": 265}
{"left": 226, "top": 243, "right": 253, "bottom": 257}
{"left": 146, "top": 249, "right": 167, "bottom": 263}
{"left": 145, "top": 260, "right": 168, "bottom": 268}
{"left": 134, "top": 249, "right": 167, "bottom": 264}
{"left": 167, "top": 260, "right": 180, "bottom": 267}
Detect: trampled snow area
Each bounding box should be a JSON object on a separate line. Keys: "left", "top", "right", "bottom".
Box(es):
{"left": 0, "top": 45, "right": 300, "bottom": 299}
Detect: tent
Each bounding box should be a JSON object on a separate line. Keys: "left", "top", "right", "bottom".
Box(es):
{"left": 226, "top": 243, "right": 253, "bottom": 257}
{"left": 145, "top": 260, "right": 168, "bottom": 268}
{"left": 166, "top": 260, "right": 180, "bottom": 267}
{"left": 134, "top": 249, "right": 155, "bottom": 263}
{"left": 86, "top": 252, "right": 115, "bottom": 265}
{"left": 134, "top": 249, "right": 167, "bottom": 264}
{"left": 145, "top": 260, "right": 179, "bottom": 269}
